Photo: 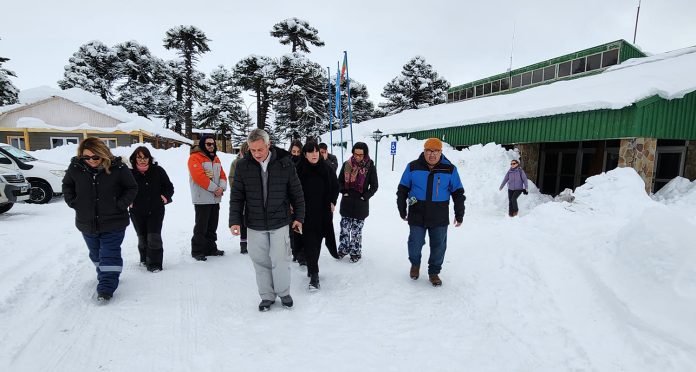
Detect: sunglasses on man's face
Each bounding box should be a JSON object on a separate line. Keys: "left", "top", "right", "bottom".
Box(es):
{"left": 81, "top": 155, "right": 101, "bottom": 161}
{"left": 205, "top": 142, "right": 215, "bottom": 146}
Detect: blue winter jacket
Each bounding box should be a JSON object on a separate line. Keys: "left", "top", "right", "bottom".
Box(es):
{"left": 500, "top": 167, "right": 528, "bottom": 191}
{"left": 396, "top": 153, "right": 465, "bottom": 227}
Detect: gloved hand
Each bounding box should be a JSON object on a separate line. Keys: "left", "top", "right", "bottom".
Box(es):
{"left": 522, "top": 189, "right": 528, "bottom": 195}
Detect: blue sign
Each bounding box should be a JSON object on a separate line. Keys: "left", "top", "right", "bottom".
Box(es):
{"left": 390, "top": 141, "right": 397, "bottom": 155}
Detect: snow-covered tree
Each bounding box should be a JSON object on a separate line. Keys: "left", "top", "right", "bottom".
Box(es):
{"left": 272, "top": 53, "right": 328, "bottom": 140}
{"left": 230, "top": 110, "right": 255, "bottom": 147}
{"left": 156, "top": 60, "right": 185, "bottom": 132}
{"left": 196, "top": 66, "right": 245, "bottom": 153}
{"left": 379, "top": 56, "right": 450, "bottom": 116}
{"left": 270, "top": 18, "right": 325, "bottom": 53}
{"left": 58, "top": 40, "right": 120, "bottom": 102}
{"left": 113, "top": 41, "right": 165, "bottom": 117}
{"left": 329, "top": 77, "right": 375, "bottom": 129}
{"left": 0, "top": 46, "right": 19, "bottom": 105}
{"left": 163, "top": 25, "right": 211, "bottom": 139}
{"left": 233, "top": 55, "right": 276, "bottom": 130}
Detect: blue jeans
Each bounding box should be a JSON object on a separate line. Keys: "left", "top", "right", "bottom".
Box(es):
{"left": 82, "top": 228, "right": 126, "bottom": 296}
{"left": 407, "top": 225, "right": 448, "bottom": 275}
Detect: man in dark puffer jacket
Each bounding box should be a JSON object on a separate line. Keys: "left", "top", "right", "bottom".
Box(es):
{"left": 229, "top": 129, "right": 305, "bottom": 312}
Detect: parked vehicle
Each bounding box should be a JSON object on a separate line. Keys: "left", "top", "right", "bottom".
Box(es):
{"left": 0, "top": 166, "right": 31, "bottom": 214}
{"left": 0, "top": 143, "right": 66, "bottom": 204}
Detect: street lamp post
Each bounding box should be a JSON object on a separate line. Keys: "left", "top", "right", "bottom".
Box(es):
{"left": 371, "top": 129, "right": 385, "bottom": 167}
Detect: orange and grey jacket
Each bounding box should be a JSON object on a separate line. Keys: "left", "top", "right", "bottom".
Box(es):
{"left": 188, "top": 146, "right": 227, "bottom": 204}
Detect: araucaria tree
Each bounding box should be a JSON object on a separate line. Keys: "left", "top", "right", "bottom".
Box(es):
{"left": 233, "top": 55, "right": 276, "bottom": 130}
{"left": 273, "top": 53, "right": 328, "bottom": 140}
{"left": 0, "top": 40, "right": 19, "bottom": 105}
{"left": 196, "top": 66, "right": 245, "bottom": 152}
{"left": 163, "top": 25, "right": 211, "bottom": 139}
{"left": 379, "top": 56, "right": 450, "bottom": 116}
{"left": 270, "top": 18, "right": 325, "bottom": 53}
{"left": 113, "top": 40, "right": 166, "bottom": 117}
{"left": 58, "top": 40, "right": 120, "bottom": 102}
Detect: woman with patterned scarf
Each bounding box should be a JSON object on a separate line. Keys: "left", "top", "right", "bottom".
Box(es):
{"left": 337, "top": 142, "right": 379, "bottom": 262}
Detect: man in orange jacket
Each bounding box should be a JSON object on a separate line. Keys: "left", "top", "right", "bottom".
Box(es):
{"left": 188, "top": 134, "right": 227, "bottom": 261}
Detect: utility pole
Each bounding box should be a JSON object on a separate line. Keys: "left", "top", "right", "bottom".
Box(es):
{"left": 633, "top": 0, "right": 642, "bottom": 44}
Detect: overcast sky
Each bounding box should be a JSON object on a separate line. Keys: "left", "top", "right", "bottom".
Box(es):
{"left": 2, "top": 0, "right": 696, "bottom": 105}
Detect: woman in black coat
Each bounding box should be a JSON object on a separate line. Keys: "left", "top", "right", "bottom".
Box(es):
{"left": 129, "top": 146, "right": 174, "bottom": 272}
{"left": 296, "top": 142, "right": 339, "bottom": 290}
{"left": 337, "top": 142, "right": 378, "bottom": 263}
{"left": 62, "top": 137, "right": 138, "bottom": 302}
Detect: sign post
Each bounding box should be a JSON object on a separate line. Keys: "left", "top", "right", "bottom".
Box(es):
{"left": 390, "top": 141, "right": 397, "bottom": 171}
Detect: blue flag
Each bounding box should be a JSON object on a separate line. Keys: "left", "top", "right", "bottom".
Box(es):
{"left": 334, "top": 63, "right": 341, "bottom": 118}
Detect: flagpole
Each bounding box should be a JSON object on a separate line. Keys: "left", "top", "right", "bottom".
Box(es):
{"left": 336, "top": 61, "right": 344, "bottom": 164}
{"left": 344, "top": 51, "right": 354, "bottom": 147}
{"left": 327, "top": 66, "right": 333, "bottom": 153}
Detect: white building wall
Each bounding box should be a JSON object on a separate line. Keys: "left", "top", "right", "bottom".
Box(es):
{"left": 0, "top": 97, "right": 121, "bottom": 128}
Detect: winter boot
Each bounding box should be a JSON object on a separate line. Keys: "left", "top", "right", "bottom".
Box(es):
{"left": 97, "top": 293, "right": 112, "bottom": 302}
{"left": 280, "top": 295, "right": 294, "bottom": 308}
{"left": 258, "top": 299, "right": 275, "bottom": 312}
{"left": 349, "top": 254, "right": 361, "bottom": 263}
{"left": 429, "top": 274, "right": 442, "bottom": 287}
{"left": 410, "top": 265, "right": 420, "bottom": 280}
{"left": 308, "top": 273, "right": 320, "bottom": 291}
{"left": 193, "top": 255, "right": 207, "bottom": 262}
{"left": 240, "top": 242, "right": 248, "bottom": 254}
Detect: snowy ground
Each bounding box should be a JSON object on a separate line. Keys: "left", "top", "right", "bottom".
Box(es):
{"left": 1, "top": 137, "right": 695, "bottom": 371}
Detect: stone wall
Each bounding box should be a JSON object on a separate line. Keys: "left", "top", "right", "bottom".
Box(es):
{"left": 618, "top": 137, "right": 656, "bottom": 193}
{"left": 515, "top": 143, "right": 540, "bottom": 185}
{"left": 685, "top": 140, "right": 696, "bottom": 181}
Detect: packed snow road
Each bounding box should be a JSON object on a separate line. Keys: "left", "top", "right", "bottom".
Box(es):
{"left": 1, "top": 140, "right": 694, "bottom": 371}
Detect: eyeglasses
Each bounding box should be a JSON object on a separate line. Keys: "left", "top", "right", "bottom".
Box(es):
{"left": 136, "top": 156, "right": 149, "bottom": 162}
{"left": 205, "top": 142, "right": 215, "bottom": 146}
{"left": 81, "top": 155, "right": 101, "bottom": 161}
{"left": 353, "top": 152, "right": 365, "bottom": 157}
{"left": 425, "top": 149, "right": 442, "bottom": 155}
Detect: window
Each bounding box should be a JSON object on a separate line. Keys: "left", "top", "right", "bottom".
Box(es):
{"left": 520, "top": 72, "right": 532, "bottom": 86}
{"left": 51, "top": 137, "right": 80, "bottom": 148}
{"left": 483, "top": 83, "right": 491, "bottom": 95}
{"left": 571, "top": 58, "right": 586, "bottom": 74}
{"left": 601, "top": 49, "right": 619, "bottom": 68}
{"left": 475, "top": 85, "right": 483, "bottom": 96}
{"left": 101, "top": 138, "right": 118, "bottom": 148}
{"left": 511, "top": 74, "right": 522, "bottom": 88}
{"left": 491, "top": 80, "right": 500, "bottom": 93}
{"left": 7, "top": 136, "right": 26, "bottom": 150}
{"left": 558, "top": 61, "right": 571, "bottom": 77}
{"left": 543, "top": 65, "right": 556, "bottom": 81}
{"left": 500, "top": 78, "right": 510, "bottom": 91}
{"left": 465, "top": 87, "right": 474, "bottom": 99}
{"left": 586, "top": 53, "right": 602, "bottom": 71}
{"left": 532, "top": 69, "right": 543, "bottom": 84}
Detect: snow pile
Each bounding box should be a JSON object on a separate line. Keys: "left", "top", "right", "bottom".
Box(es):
{"left": 571, "top": 167, "right": 656, "bottom": 218}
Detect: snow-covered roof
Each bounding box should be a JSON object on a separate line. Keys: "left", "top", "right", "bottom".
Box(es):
{"left": 0, "top": 86, "right": 192, "bottom": 144}
{"left": 327, "top": 46, "right": 696, "bottom": 139}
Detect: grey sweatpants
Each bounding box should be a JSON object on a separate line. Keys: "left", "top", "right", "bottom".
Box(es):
{"left": 247, "top": 225, "right": 292, "bottom": 301}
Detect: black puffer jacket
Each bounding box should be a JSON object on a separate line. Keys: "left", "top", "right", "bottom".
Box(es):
{"left": 129, "top": 164, "right": 174, "bottom": 217}
{"left": 229, "top": 147, "right": 305, "bottom": 231}
{"left": 296, "top": 157, "right": 339, "bottom": 233}
{"left": 337, "top": 160, "right": 378, "bottom": 220}
{"left": 62, "top": 156, "right": 138, "bottom": 234}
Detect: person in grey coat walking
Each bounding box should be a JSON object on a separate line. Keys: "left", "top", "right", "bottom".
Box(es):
{"left": 229, "top": 129, "right": 305, "bottom": 312}
{"left": 499, "top": 159, "right": 528, "bottom": 217}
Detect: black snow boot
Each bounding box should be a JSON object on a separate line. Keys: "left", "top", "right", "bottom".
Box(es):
{"left": 258, "top": 299, "right": 275, "bottom": 312}
{"left": 309, "top": 273, "right": 320, "bottom": 291}
{"left": 280, "top": 295, "right": 293, "bottom": 308}
{"left": 240, "top": 242, "right": 248, "bottom": 254}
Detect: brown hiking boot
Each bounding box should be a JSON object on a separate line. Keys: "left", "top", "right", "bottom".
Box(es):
{"left": 409, "top": 265, "right": 420, "bottom": 280}
{"left": 429, "top": 274, "right": 442, "bottom": 287}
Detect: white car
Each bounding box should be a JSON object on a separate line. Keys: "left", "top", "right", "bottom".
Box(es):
{"left": 0, "top": 143, "right": 67, "bottom": 204}
{"left": 0, "top": 166, "right": 31, "bottom": 214}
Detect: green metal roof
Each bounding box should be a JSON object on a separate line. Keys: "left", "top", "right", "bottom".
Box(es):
{"left": 399, "top": 91, "right": 696, "bottom": 146}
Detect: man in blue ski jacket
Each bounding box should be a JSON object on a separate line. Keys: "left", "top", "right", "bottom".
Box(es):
{"left": 396, "top": 138, "right": 465, "bottom": 287}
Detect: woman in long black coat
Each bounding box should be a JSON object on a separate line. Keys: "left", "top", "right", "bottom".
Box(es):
{"left": 337, "top": 142, "right": 378, "bottom": 263}
{"left": 296, "top": 142, "right": 339, "bottom": 290}
{"left": 62, "top": 137, "right": 138, "bottom": 301}
{"left": 128, "top": 146, "right": 174, "bottom": 272}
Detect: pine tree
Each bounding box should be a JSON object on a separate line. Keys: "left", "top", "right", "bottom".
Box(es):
{"left": 233, "top": 55, "right": 276, "bottom": 130}
{"left": 379, "top": 56, "right": 450, "bottom": 116}
{"left": 270, "top": 18, "right": 325, "bottom": 53}
{"left": 113, "top": 40, "right": 164, "bottom": 117}
{"left": 163, "top": 25, "right": 211, "bottom": 139}
{"left": 157, "top": 60, "right": 185, "bottom": 132}
{"left": 58, "top": 40, "right": 120, "bottom": 102}
{"left": 230, "top": 110, "right": 255, "bottom": 147}
{"left": 329, "top": 76, "right": 375, "bottom": 129}
{"left": 272, "top": 53, "right": 328, "bottom": 140}
{"left": 0, "top": 43, "right": 19, "bottom": 105}
{"left": 196, "top": 66, "right": 245, "bottom": 153}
